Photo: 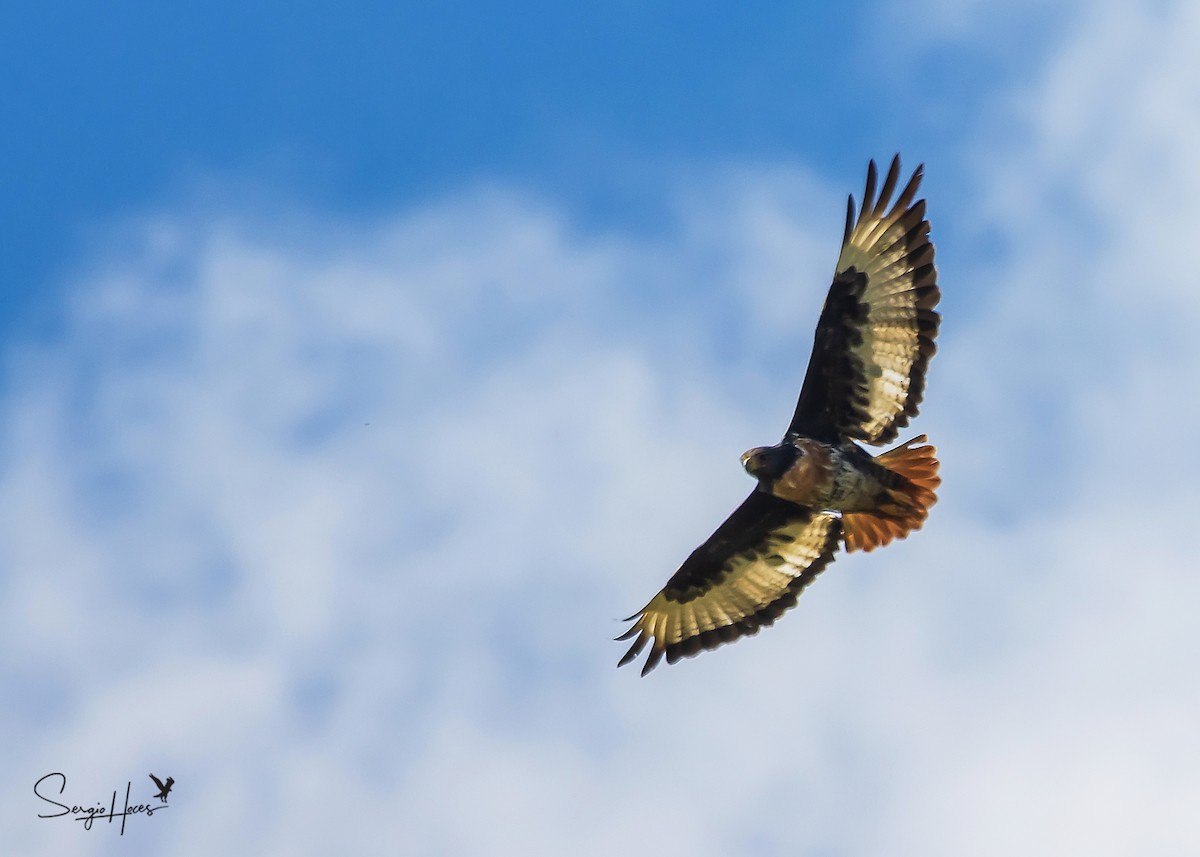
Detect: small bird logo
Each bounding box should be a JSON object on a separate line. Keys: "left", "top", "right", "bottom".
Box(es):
{"left": 149, "top": 773, "right": 174, "bottom": 804}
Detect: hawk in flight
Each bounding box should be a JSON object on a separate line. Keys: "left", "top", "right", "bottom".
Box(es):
{"left": 618, "top": 156, "right": 940, "bottom": 675}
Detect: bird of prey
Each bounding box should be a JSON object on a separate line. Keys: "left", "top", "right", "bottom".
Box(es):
{"left": 618, "top": 156, "right": 940, "bottom": 676}
{"left": 149, "top": 773, "right": 174, "bottom": 803}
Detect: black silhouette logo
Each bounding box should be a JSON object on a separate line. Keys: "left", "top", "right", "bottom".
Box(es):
{"left": 148, "top": 774, "right": 174, "bottom": 804}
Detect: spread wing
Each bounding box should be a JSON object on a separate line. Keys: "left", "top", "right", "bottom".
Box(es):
{"left": 149, "top": 773, "right": 165, "bottom": 790}
{"left": 617, "top": 492, "right": 841, "bottom": 676}
{"left": 788, "top": 155, "right": 940, "bottom": 445}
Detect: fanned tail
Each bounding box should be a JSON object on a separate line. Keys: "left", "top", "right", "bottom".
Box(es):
{"left": 843, "top": 434, "right": 940, "bottom": 552}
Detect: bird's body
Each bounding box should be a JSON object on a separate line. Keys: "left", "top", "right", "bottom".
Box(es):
{"left": 618, "top": 155, "right": 942, "bottom": 675}
{"left": 745, "top": 434, "right": 940, "bottom": 553}
{"left": 745, "top": 438, "right": 872, "bottom": 511}
{"left": 746, "top": 433, "right": 935, "bottom": 516}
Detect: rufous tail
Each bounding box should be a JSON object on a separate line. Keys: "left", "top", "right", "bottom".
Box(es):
{"left": 843, "top": 434, "right": 940, "bottom": 553}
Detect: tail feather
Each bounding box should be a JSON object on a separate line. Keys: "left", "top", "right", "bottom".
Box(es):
{"left": 843, "top": 434, "right": 940, "bottom": 553}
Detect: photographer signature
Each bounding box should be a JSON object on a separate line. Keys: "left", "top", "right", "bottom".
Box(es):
{"left": 34, "top": 772, "right": 171, "bottom": 835}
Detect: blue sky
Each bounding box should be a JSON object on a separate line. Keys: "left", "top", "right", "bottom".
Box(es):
{"left": 1, "top": 1, "right": 1057, "bottom": 331}
{"left": 5, "top": 1, "right": 1200, "bottom": 855}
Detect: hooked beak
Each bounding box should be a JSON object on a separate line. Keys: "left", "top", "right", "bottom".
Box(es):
{"left": 741, "top": 447, "right": 767, "bottom": 476}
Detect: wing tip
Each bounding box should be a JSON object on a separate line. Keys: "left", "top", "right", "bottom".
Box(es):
{"left": 617, "top": 629, "right": 647, "bottom": 667}
{"left": 859, "top": 160, "right": 879, "bottom": 224}
{"left": 640, "top": 646, "right": 665, "bottom": 677}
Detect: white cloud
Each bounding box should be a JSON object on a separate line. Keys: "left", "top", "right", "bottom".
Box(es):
{"left": 6, "top": 2, "right": 1200, "bottom": 853}
{"left": 0, "top": 172, "right": 845, "bottom": 855}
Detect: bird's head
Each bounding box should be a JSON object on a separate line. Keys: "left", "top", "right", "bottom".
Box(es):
{"left": 740, "top": 444, "right": 797, "bottom": 482}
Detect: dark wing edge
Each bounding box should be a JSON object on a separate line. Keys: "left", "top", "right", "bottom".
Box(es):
{"left": 789, "top": 155, "right": 940, "bottom": 446}
{"left": 616, "top": 492, "right": 841, "bottom": 676}
{"left": 149, "top": 773, "right": 165, "bottom": 790}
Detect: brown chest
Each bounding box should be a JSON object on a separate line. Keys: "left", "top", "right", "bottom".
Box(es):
{"left": 769, "top": 439, "right": 836, "bottom": 507}
{"left": 769, "top": 441, "right": 881, "bottom": 512}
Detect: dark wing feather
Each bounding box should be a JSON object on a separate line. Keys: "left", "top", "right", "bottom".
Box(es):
{"left": 617, "top": 492, "right": 841, "bottom": 676}
{"left": 789, "top": 155, "right": 940, "bottom": 445}
{"left": 149, "top": 773, "right": 165, "bottom": 790}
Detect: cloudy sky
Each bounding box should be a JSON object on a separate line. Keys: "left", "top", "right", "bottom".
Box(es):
{"left": 4, "top": 1, "right": 1199, "bottom": 854}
